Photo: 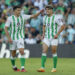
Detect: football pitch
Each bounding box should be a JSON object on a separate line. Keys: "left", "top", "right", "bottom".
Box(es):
{"left": 0, "top": 58, "right": 75, "bottom": 75}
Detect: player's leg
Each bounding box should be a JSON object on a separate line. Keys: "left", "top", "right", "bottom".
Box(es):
{"left": 51, "top": 39, "right": 58, "bottom": 72}
{"left": 10, "top": 41, "right": 20, "bottom": 71}
{"left": 38, "top": 38, "right": 50, "bottom": 72}
{"left": 10, "top": 50, "right": 16, "bottom": 68}
{"left": 41, "top": 43, "right": 48, "bottom": 69}
{"left": 17, "top": 39, "right": 26, "bottom": 72}
{"left": 19, "top": 48, "right": 27, "bottom": 72}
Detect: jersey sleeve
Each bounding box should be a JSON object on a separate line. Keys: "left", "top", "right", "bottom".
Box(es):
{"left": 43, "top": 16, "right": 46, "bottom": 26}
{"left": 22, "top": 14, "right": 31, "bottom": 20}
{"left": 5, "top": 17, "right": 11, "bottom": 27}
{"left": 55, "top": 15, "right": 65, "bottom": 26}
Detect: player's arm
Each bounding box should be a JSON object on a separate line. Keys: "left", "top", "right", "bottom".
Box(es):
{"left": 23, "top": 9, "right": 44, "bottom": 23}
{"left": 54, "top": 16, "right": 65, "bottom": 39}
{"left": 5, "top": 18, "right": 12, "bottom": 43}
{"left": 42, "top": 16, "right": 46, "bottom": 38}
{"left": 57, "top": 25, "right": 65, "bottom": 36}
{"left": 30, "top": 9, "right": 44, "bottom": 18}
{"left": 54, "top": 25, "right": 65, "bottom": 39}
{"left": 5, "top": 27, "right": 10, "bottom": 39}
{"left": 42, "top": 25, "right": 45, "bottom": 38}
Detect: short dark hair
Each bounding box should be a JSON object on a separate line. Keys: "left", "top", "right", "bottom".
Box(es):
{"left": 13, "top": 6, "right": 21, "bottom": 11}
{"left": 45, "top": 5, "right": 53, "bottom": 9}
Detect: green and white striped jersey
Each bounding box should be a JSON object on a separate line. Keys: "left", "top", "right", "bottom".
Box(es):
{"left": 43, "top": 14, "right": 64, "bottom": 39}
{"left": 5, "top": 15, "right": 31, "bottom": 40}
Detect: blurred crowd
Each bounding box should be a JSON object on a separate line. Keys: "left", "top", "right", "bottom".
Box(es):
{"left": 0, "top": 0, "right": 75, "bottom": 44}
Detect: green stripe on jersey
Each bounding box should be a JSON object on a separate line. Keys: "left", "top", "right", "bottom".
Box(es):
{"left": 17, "top": 17, "right": 20, "bottom": 39}
{"left": 22, "top": 17, "right": 24, "bottom": 38}
{"left": 51, "top": 15, "right": 55, "bottom": 38}
{"left": 55, "top": 23, "right": 58, "bottom": 34}
{"left": 45, "top": 16, "right": 47, "bottom": 38}
{"left": 20, "top": 16, "right": 23, "bottom": 38}
{"left": 10, "top": 23, "right": 12, "bottom": 37}
{"left": 48, "top": 17, "right": 50, "bottom": 39}
{"left": 12, "top": 16, "right": 15, "bottom": 40}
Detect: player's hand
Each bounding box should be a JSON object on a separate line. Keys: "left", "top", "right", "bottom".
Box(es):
{"left": 54, "top": 34, "right": 58, "bottom": 39}
{"left": 41, "top": 34, "right": 45, "bottom": 39}
{"left": 40, "top": 9, "right": 44, "bottom": 13}
{"left": 8, "top": 38, "right": 13, "bottom": 43}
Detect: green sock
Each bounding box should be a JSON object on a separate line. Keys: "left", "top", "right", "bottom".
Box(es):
{"left": 20, "top": 55, "right": 25, "bottom": 69}
{"left": 53, "top": 53, "right": 57, "bottom": 68}
{"left": 41, "top": 53, "right": 47, "bottom": 68}
{"left": 10, "top": 56, "right": 16, "bottom": 67}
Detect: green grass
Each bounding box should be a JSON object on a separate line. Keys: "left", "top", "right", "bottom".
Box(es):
{"left": 0, "top": 58, "right": 75, "bottom": 75}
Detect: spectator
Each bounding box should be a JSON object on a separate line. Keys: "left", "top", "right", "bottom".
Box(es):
{"left": 56, "top": 0, "right": 65, "bottom": 15}
{"left": 58, "top": 30, "right": 66, "bottom": 44}
{"left": 5, "top": 0, "right": 11, "bottom": 6}
{"left": 52, "top": 0, "right": 58, "bottom": 13}
{"left": 0, "top": 0, "right": 5, "bottom": 10}
{"left": 0, "top": 4, "right": 3, "bottom": 17}
{"left": 30, "top": 17, "right": 41, "bottom": 31}
{"left": 34, "top": 0, "right": 40, "bottom": 8}
{"left": 25, "top": 20, "right": 31, "bottom": 28}
{"left": 25, "top": 20, "right": 31, "bottom": 38}
{"left": 21, "top": 3, "right": 29, "bottom": 14}
{"left": 34, "top": 0, "right": 48, "bottom": 10}
{"left": 3, "top": 4, "right": 8, "bottom": 15}
{"left": 25, "top": 33, "right": 37, "bottom": 44}
{"left": 66, "top": 25, "right": 75, "bottom": 44}
{"left": 67, "top": 8, "right": 75, "bottom": 26}
{"left": 0, "top": 18, "right": 3, "bottom": 43}
{"left": 7, "top": 8, "right": 13, "bottom": 16}
{"left": 38, "top": 0, "right": 48, "bottom": 10}
{"left": 30, "top": 27, "right": 39, "bottom": 38}
{"left": 0, "top": 17, "right": 8, "bottom": 43}
{"left": 11, "top": 0, "right": 20, "bottom": 6}
{"left": 32, "top": 6, "right": 40, "bottom": 14}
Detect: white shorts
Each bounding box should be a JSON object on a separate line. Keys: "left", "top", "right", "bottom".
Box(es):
{"left": 43, "top": 38, "right": 58, "bottom": 47}
{"left": 10, "top": 39, "right": 24, "bottom": 50}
